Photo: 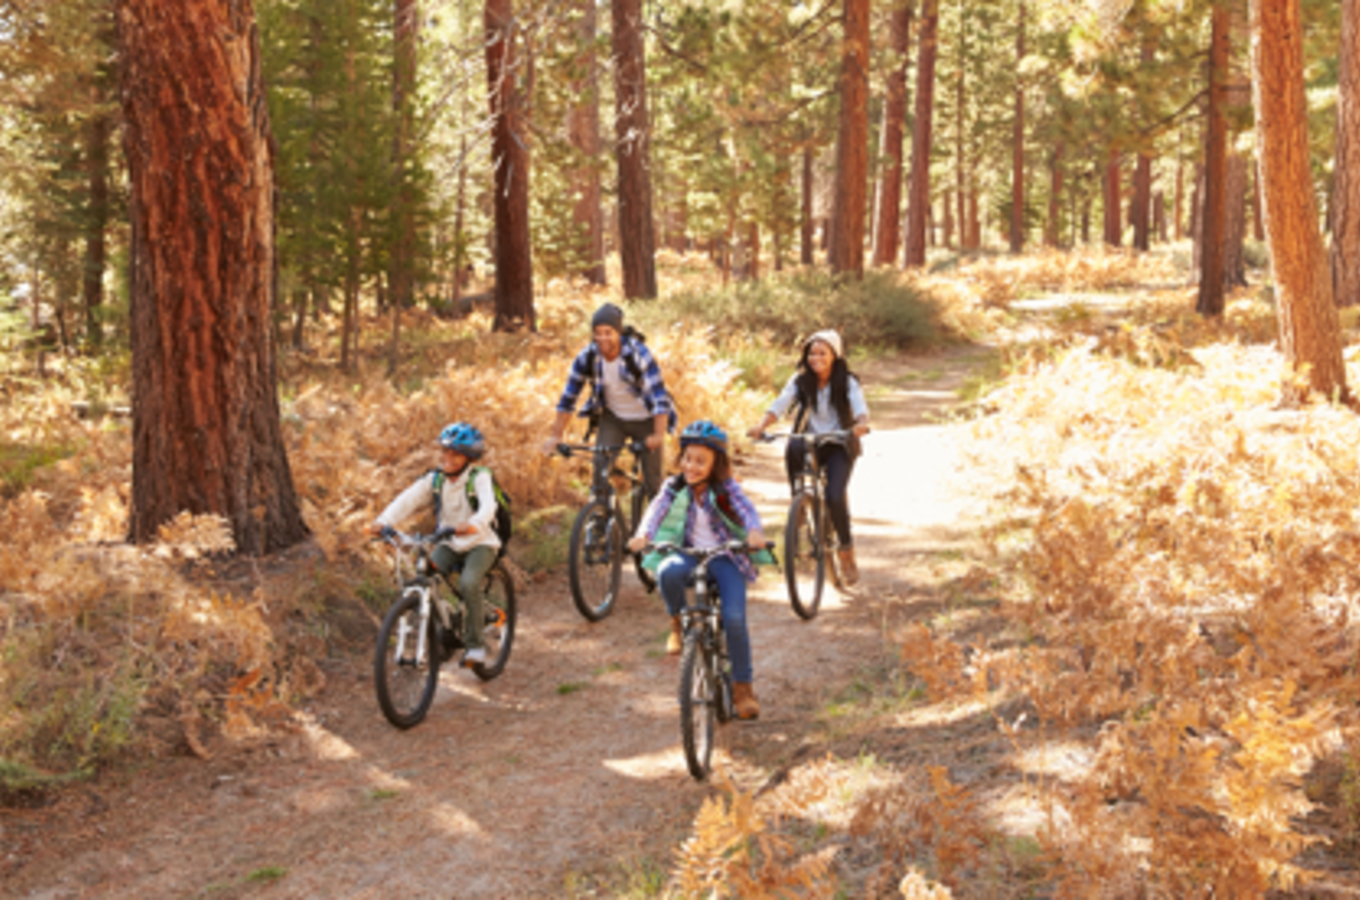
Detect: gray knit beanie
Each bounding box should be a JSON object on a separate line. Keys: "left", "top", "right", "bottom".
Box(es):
{"left": 591, "top": 302, "right": 625, "bottom": 334}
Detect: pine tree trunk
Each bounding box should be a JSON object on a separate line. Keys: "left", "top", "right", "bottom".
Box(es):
{"left": 1332, "top": 0, "right": 1360, "bottom": 306}
{"left": 1132, "top": 152, "right": 1152, "bottom": 251}
{"left": 567, "top": 0, "right": 606, "bottom": 285}
{"left": 942, "top": 191, "right": 954, "bottom": 249}
{"left": 1197, "top": 5, "right": 1230, "bottom": 316}
{"left": 388, "top": 0, "right": 419, "bottom": 376}
{"left": 1175, "top": 158, "right": 1184, "bottom": 240}
{"left": 487, "top": 0, "right": 535, "bottom": 330}
{"left": 453, "top": 135, "right": 467, "bottom": 309}
{"left": 1103, "top": 149, "right": 1121, "bottom": 247}
{"left": 118, "top": 0, "right": 307, "bottom": 555}
{"left": 1154, "top": 190, "right": 1167, "bottom": 242}
{"left": 871, "top": 0, "right": 912, "bottom": 267}
{"left": 83, "top": 109, "right": 110, "bottom": 348}
{"left": 612, "top": 0, "right": 657, "bottom": 298}
{"left": 1252, "top": 0, "right": 1347, "bottom": 402}
{"left": 1252, "top": 157, "right": 1266, "bottom": 240}
{"left": 1224, "top": 152, "right": 1249, "bottom": 287}
{"left": 1010, "top": 0, "right": 1026, "bottom": 253}
{"left": 801, "top": 144, "right": 815, "bottom": 265}
{"left": 831, "top": 0, "right": 870, "bottom": 277}
{"left": 904, "top": 0, "right": 939, "bottom": 268}
{"left": 749, "top": 221, "right": 760, "bottom": 281}
{"left": 1045, "top": 142, "right": 1063, "bottom": 247}
{"left": 955, "top": 19, "right": 966, "bottom": 253}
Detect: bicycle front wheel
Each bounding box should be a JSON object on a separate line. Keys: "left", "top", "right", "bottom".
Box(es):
{"left": 568, "top": 498, "right": 623, "bottom": 622}
{"left": 784, "top": 492, "right": 825, "bottom": 620}
{"left": 679, "top": 629, "right": 717, "bottom": 780}
{"left": 629, "top": 483, "right": 657, "bottom": 593}
{"left": 374, "top": 589, "right": 440, "bottom": 729}
{"left": 472, "top": 564, "right": 517, "bottom": 681}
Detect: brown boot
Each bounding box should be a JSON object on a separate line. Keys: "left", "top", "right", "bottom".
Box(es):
{"left": 733, "top": 682, "right": 761, "bottom": 720}
{"left": 666, "top": 616, "right": 684, "bottom": 655}
{"left": 838, "top": 547, "right": 860, "bottom": 586}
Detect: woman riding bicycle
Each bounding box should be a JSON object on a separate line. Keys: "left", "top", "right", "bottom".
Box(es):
{"left": 748, "top": 330, "right": 870, "bottom": 585}
{"left": 367, "top": 422, "right": 500, "bottom": 668}
{"left": 628, "top": 421, "right": 770, "bottom": 720}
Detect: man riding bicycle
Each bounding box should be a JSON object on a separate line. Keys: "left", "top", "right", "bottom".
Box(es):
{"left": 543, "top": 302, "right": 675, "bottom": 499}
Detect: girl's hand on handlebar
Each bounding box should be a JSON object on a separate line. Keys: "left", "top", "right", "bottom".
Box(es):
{"left": 853, "top": 423, "right": 870, "bottom": 438}
{"left": 747, "top": 529, "right": 766, "bottom": 550}
{"left": 627, "top": 535, "right": 648, "bottom": 553}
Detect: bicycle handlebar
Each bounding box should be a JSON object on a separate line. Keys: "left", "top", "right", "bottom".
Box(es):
{"left": 754, "top": 427, "right": 867, "bottom": 445}
{"left": 643, "top": 539, "right": 776, "bottom": 560}
{"left": 555, "top": 440, "right": 649, "bottom": 459}
{"left": 374, "top": 525, "right": 455, "bottom": 549}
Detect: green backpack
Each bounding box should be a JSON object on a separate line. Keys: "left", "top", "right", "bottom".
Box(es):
{"left": 431, "top": 465, "right": 512, "bottom": 558}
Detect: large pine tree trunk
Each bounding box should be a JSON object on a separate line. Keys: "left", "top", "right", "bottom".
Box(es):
{"left": 801, "top": 144, "right": 815, "bottom": 265}
{"left": 1332, "top": 0, "right": 1360, "bottom": 306}
{"left": 1224, "top": 152, "right": 1249, "bottom": 287}
{"left": 1252, "top": 0, "right": 1347, "bottom": 402}
{"left": 1045, "top": 142, "right": 1063, "bottom": 247}
{"left": 904, "top": 0, "right": 939, "bottom": 268}
{"left": 118, "top": 0, "right": 307, "bottom": 555}
{"left": 871, "top": 0, "right": 912, "bottom": 267}
{"left": 388, "top": 0, "right": 419, "bottom": 375}
{"left": 568, "top": 0, "right": 606, "bottom": 285}
{"left": 83, "top": 109, "right": 110, "bottom": 348}
{"left": 1103, "top": 149, "right": 1121, "bottom": 246}
{"left": 487, "top": 0, "right": 535, "bottom": 330}
{"left": 1197, "top": 5, "right": 1230, "bottom": 316}
{"left": 955, "top": 16, "right": 966, "bottom": 252}
{"left": 1010, "top": 0, "right": 1025, "bottom": 254}
{"left": 1132, "top": 152, "right": 1152, "bottom": 251}
{"left": 831, "top": 0, "right": 870, "bottom": 277}
{"left": 612, "top": 0, "right": 657, "bottom": 298}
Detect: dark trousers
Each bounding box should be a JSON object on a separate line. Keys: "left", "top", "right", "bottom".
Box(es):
{"left": 785, "top": 439, "right": 855, "bottom": 547}
{"left": 597, "top": 409, "right": 662, "bottom": 499}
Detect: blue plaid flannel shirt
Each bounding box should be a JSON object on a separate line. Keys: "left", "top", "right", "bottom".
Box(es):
{"left": 555, "top": 336, "right": 675, "bottom": 428}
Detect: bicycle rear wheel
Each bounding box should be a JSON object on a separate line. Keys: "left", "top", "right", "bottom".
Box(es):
{"left": 374, "top": 589, "right": 440, "bottom": 729}
{"left": 679, "top": 630, "right": 717, "bottom": 780}
{"left": 568, "top": 498, "right": 623, "bottom": 621}
{"left": 784, "top": 493, "right": 825, "bottom": 620}
{"left": 472, "top": 564, "right": 517, "bottom": 681}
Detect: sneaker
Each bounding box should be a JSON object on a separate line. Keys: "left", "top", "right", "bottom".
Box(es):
{"left": 461, "top": 647, "right": 487, "bottom": 667}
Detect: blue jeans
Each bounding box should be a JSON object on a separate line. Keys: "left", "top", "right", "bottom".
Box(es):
{"left": 657, "top": 553, "right": 753, "bottom": 683}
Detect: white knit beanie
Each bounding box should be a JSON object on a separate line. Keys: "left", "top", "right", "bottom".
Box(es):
{"left": 804, "top": 329, "right": 843, "bottom": 359}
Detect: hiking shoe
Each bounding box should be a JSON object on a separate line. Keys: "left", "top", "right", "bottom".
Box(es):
{"left": 837, "top": 547, "right": 859, "bottom": 586}
{"left": 461, "top": 647, "right": 487, "bottom": 668}
{"left": 666, "top": 615, "right": 683, "bottom": 655}
{"left": 733, "top": 682, "right": 760, "bottom": 720}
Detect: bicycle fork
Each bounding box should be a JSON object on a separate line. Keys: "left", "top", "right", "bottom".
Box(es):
{"left": 395, "top": 587, "right": 455, "bottom": 668}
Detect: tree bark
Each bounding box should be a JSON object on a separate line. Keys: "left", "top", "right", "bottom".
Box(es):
{"left": 801, "top": 144, "right": 815, "bottom": 265}
{"left": 83, "top": 109, "right": 110, "bottom": 348}
{"left": 388, "top": 0, "right": 419, "bottom": 376}
{"left": 831, "top": 0, "right": 870, "bottom": 277}
{"left": 612, "top": 0, "right": 657, "bottom": 298}
{"left": 1010, "top": 0, "right": 1025, "bottom": 253}
{"left": 1132, "top": 152, "right": 1152, "bottom": 251}
{"left": 118, "top": 0, "right": 307, "bottom": 555}
{"left": 1332, "top": 0, "right": 1360, "bottom": 306}
{"left": 904, "top": 0, "right": 939, "bottom": 268}
{"left": 955, "top": 12, "right": 966, "bottom": 252}
{"left": 1197, "top": 4, "right": 1230, "bottom": 317}
{"left": 566, "top": 0, "right": 606, "bottom": 285}
{"left": 487, "top": 0, "right": 535, "bottom": 330}
{"left": 1252, "top": 157, "right": 1265, "bottom": 240}
{"left": 871, "top": 0, "right": 912, "bottom": 267}
{"left": 1224, "top": 152, "right": 1249, "bottom": 287}
{"left": 1175, "top": 158, "right": 1184, "bottom": 240}
{"left": 1252, "top": 0, "right": 1347, "bottom": 402}
{"left": 1103, "top": 149, "right": 1121, "bottom": 246}
{"left": 1045, "top": 142, "right": 1063, "bottom": 247}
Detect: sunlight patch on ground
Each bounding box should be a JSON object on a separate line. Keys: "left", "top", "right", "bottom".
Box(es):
{"left": 602, "top": 747, "right": 696, "bottom": 779}
{"left": 1010, "top": 741, "right": 1095, "bottom": 783}
{"left": 288, "top": 786, "right": 349, "bottom": 815}
{"left": 890, "top": 697, "right": 990, "bottom": 728}
{"left": 298, "top": 714, "right": 361, "bottom": 761}
{"left": 427, "top": 800, "right": 486, "bottom": 835}
{"left": 985, "top": 782, "right": 1073, "bottom": 837}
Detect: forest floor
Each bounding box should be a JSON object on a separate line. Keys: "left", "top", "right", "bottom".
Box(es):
{"left": 1, "top": 341, "right": 1026, "bottom": 898}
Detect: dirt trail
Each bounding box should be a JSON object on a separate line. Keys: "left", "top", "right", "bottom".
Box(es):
{"left": 4, "top": 346, "right": 992, "bottom": 899}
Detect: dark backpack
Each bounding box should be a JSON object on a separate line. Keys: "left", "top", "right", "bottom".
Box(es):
{"left": 431, "top": 465, "right": 513, "bottom": 559}
{"left": 666, "top": 474, "right": 739, "bottom": 525}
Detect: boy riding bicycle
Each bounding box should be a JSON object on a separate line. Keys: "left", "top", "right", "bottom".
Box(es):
{"left": 367, "top": 422, "right": 500, "bottom": 667}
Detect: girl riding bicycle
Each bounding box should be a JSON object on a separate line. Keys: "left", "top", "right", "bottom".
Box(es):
{"left": 367, "top": 422, "right": 500, "bottom": 668}
{"left": 748, "top": 330, "right": 870, "bottom": 585}
{"left": 628, "top": 421, "right": 770, "bottom": 720}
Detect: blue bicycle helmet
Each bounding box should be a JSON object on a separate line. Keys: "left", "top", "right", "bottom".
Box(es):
{"left": 438, "top": 421, "right": 486, "bottom": 459}
{"left": 679, "top": 420, "right": 728, "bottom": 455}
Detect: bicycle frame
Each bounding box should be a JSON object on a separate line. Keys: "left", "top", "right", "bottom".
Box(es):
{"left": 381, "top": 529, "right": 459, "bottom": 667}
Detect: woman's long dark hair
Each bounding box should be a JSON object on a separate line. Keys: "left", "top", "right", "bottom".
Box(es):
{"left": 795, "top": 341, "right": 856, "bottom": 426}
